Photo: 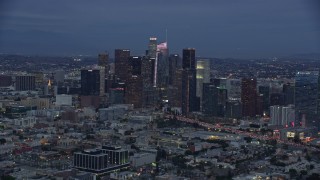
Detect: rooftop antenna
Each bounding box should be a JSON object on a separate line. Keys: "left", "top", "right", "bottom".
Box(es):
{"left": 165, "top": 28, "right": 168, "bottom": 43}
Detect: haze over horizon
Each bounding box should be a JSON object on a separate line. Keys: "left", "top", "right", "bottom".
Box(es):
{"left": 0, "top": 0, "right": 320, "bottom": 58}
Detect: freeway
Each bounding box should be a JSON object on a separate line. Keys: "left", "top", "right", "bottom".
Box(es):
{"left": 165, "top": 115, "right": 320, "bottom": 152}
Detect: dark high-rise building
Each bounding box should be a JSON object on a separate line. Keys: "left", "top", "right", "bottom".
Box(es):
{"left": 226, "top": 100, "right": 242, "bottom": 119}
{"left": 125, "top": 56, "right": 143, "bottom": 108}
{"left": 142, "top": 57, "right": 154, "bottom": 86}
{"left": 216, "top": 88, "right": 227, "bottom": 117}
{"left": 81, "top": 69, "right": 100, "bottom": 96}
{"left": 97, "top": 54, "right": 107, "bottom": 97}
{"left": 181, "top": 48, "right": 197, "bottom": 115}
{"left": 142, "top": 56, "right": 156, "bottom": 107}
{"left": 213, "top": 78, "right": 227, "bottom": 88}
{"left": 270, "top": 93, "right": 285, "bottom": 106}
{"left": 15, "top": 75, "right": 35, "bottom": 91}
{"left": 171, "top": 69, "right": 183, "bottom": 108}
{"left": 202, "top": 83, "right": 227, "bottom": 116}
{"left": 258, "top": 86, "right": 270, "bottom": 113}
{"left": 182, "top": 48, "right": 196, "bottom": 69}
{"left": 241, "top": 78, "right": 257, "bottom": 117}
{"left": 202, "top": 83, "right": 215, "bottom": 116}
{"left": 256, "top": 94, "right": 264, "bottom": 116}
{"left": 295, "top": 71, "right": 319, "bottom": 128}
{"left": 128, "top": 56, "right": 142, "bottom": 76}
{"left": 0, "top": 75, "right": 12, "bottom": 87}
{"left": 169, "top": 54, "right": 180, "bottom": 85}
{"left": 115, "top": 49, "right": 130, "bottom": 82}
{"left": 283, "top": 83, "right": 294, "bottom": 105}
{"left": 182, "top": 70, "right": 197, "bottom": 114}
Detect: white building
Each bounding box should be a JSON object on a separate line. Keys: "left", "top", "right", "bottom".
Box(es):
{"left": 56, "top": 94, "right": 72, "bottom": 106}
{"left": 270, "top": 105, "right": 295, "bottom": 126}
{"left": 196, "top": 59, "right": 210, "bottom": 99}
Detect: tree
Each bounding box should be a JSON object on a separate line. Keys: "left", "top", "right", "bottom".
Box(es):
{"left": 269, "top": 139, "right": 277, "bottom": 146}
{"left": 305, "top": 154, "right": 311, "bottom": 161}
{"left": 185, "top": 150, "right": 193, "bottom": 155}
{"left": 1, "top": 175, "right": 16, "bottom": 180}
{"left": 300, "top": 170, "right": 307, "bottom": 176}
{"left": 310, "top": 164, "right": 314, "bottom": 170}
{"left": 281, "top": 155, "right": 289, "bottom": 160}
{"left": 0, "top": 138, "right": 6, "bottom": 145}
{"left": 307, "top": 173, "right": 320, "bottom": 180}
{"left": 282, "top": 144, "right": 288, "bottom": 150}
{"left": 289, "top": 169, "right": 298, "bottom": 178}
{"left": 172, "top": 155, "right": 187, "bottom": 168}
{"left": 244, "top": 137, "right": 252, "bottom": 143}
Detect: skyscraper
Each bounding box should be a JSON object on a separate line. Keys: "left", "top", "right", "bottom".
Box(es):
{"left": 148, "top": 37, "right": 157, "bottom": 59}
{"left": 115, "top": 49, "right": 130, "bottom": 82}
{"left": 182, "top": 48, "right": 197, "bottom": 114}
{"left": 182, "top": 48, "right": 196, "bottom": 69}
{"left": 170, "top": 69, "right": 183, "bottom": 108}
{"left": 283, "top": 83, "right": 294, "bottom": 105}
{"left": 142, "top": 56, "right": 156, "bottom": 107}
{"left": 295, "top": 71, "right": 319, "bottom": 128}
{"left": 196, "top": 59, "right": 210, "bottom": 100}
{"left": 241, "top": 78, "right": 257, "bottom": 117}
{"left": 202, "top": 83, "right": 227, "bottom": 117}
{"left": 97, "top": 66, "right": 106, "bottom": 96}
{"left": 169, "top": 54, "right": 180, "bottom": 85}
{"left": 125, "top": 76, "right": 143, "bottom": 108}
{"left": 156, "top": 42, "right": 169, "bottom": 88}
{"left": 97, "top": 53, "right": 108, "bottom": 96}
{"left": 128, "top": 56, "right": 142, "bottom": 76}
{"left": 270, "top": 105, "right": 295, "bottom": 126}
{"left": 98, "top": 52, "right": 109, "bottom": 69}
{"left": 125, "top": 56, "right": 143, "bottom": 108}
{"left": 81, "top": 69, "right": 100, "bottom": 96}
{"left": 202, "top": 83, "right": 216, "bottom": 116}
{"left": 258, "top": 86, "right": 270, "bottom": 113}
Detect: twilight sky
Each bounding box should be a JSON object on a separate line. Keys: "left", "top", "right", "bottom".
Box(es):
{"left": 0, "top": 0, "right": 319, "bottom": 58}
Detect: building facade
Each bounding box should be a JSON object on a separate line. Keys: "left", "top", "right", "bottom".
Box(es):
{"left": 115, "top": 49, "right": 130, "bottom": 82}
{"left": 241, "top": 78, "right": 257, "bottom": 117}
{"left": 15, "top": 75, "right": 35, "bottom": 91}
{"left": 196, "top": 59, "right": 210, "bottom": 101}
{"left": 181, "top": 48, "right": 197, "bottom": 115}
{"left": 81, "top": 69, "right": 100, "bottom": 96}
{"left": 295, "top": 71, "right": 319, "bottom": 128}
